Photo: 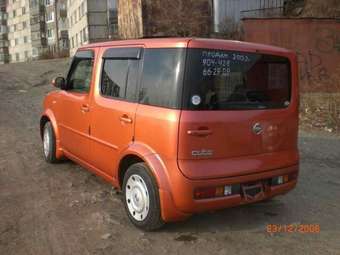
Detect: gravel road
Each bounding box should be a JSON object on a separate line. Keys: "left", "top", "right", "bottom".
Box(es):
{"left": 0, "top": 59, "right": 339, "bottom": 255}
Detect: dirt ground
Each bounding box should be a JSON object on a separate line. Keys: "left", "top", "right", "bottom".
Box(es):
{"left": 0, "top": 59, "right": 340, "bottom": 255}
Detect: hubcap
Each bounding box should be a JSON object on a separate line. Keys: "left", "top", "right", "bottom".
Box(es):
{"left": 43, "top": 127, "right": 50, "bottom": 157}
{"left": 125, "top": 174, "right": 150, "bottom": 221}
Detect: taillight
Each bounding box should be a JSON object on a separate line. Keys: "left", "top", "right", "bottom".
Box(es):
{"left": 194, "top": 187, "right": 219, "bottom": 199}
{"left": 271, "top": 172, "right": 297, "bottom": 186}
{"left": 194, "top": 185, "right": 240, "bottom": 200}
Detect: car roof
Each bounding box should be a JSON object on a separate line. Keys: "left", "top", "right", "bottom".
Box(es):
{"left": 79, "top": 37, "right": 293, "bottom": 55}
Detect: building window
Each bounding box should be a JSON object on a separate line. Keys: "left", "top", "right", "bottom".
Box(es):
{"left": 78, "top": 6, "right": 81, "bottom": 19}
{"left": 13, "top": 10, "right": 16, "bottom": 18}
{"left": 30, "top": 0, "right": 38, "bottom": 8}
{"left": 80, "top": 2, "right": 85, "bottom": 17}
{"left": 83, "top": 27, "right": 87, "bottom": 42}
{"left": 15, "top": 38, "right": 19, "bottom": 45}
{"left": 32, "top": 48, "right": 38, "bottom": 56}
{"left": 23, "top": 21, "right": 27, "bottom": 29}
{"left": 24, "top": 51, "right": 29, "bottom": 59}
{"left": 61, "top": 39, "right": 67, "bottom": 49}
{"left": 24, "top": 36, "right": 28, "bottom": 43}
{"left": 47, "top": 28, "right": 53, "bottom": 38}
{"left": 22, "top": 7, "right": 26, "bottom": 15}
{"left": 46, "top": 11, "right": 54, "bottom": 22}
{"left": 13, "top": 24, "right": 16, "bottom": 31}
{"left": 79, "top": 30, "right": 83, "bottom": 44}
{"left": 15, "top": 53, "right": 20, "bottom": 61}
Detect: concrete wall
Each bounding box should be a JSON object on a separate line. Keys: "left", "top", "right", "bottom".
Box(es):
{"left": 243, "top": 18, "right": 340, "bottom": 93}
{"left": 118, "top": 0, "right": 212, "bottom": 39}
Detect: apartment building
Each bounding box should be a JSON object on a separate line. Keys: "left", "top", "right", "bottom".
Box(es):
{"left": 6, "top": 0, "right": 47, "bottom": 63}
{"left": 67, "top": 0, "right": 117, "bottom": 56}
{"left": 7, "top": 0, "right": 31, "bottom": 62}
{"left": 0, "top": 0, "right": 9, "bottom": 64}
{"left": 45, "top": 0, "right": 69, "bottom": 56}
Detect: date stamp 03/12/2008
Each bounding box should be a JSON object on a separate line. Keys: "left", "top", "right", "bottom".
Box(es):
{"left": 266, "top": 224, "right": 321, "bottom": 234}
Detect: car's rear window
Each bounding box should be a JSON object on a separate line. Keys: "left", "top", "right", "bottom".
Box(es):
{"left": 183, "top": 49, "right": 291, "bottom": 110}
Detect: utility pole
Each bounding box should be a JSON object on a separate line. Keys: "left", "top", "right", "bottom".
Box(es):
{"left": 107, "top": 0, "right": 110, "bottom": 39}
{"left": 54, "top": 0, "right": 60, "bottom": 54}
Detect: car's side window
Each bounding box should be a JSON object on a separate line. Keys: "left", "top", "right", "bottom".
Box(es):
{"left": 139, "top": 48, "right": 186, "bottom": 109}
{"left": 67, "top": 51, "right": 94, "bottom": 93}
{"left": 100, "top": 48, "right": 141, "bottom": 102}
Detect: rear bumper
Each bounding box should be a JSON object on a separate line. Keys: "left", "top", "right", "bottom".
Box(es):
{"left": 160, "top": 163, "right": 299, "bottom": 222}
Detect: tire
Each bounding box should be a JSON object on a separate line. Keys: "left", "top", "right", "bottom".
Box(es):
{"left": 123, "top": 163, "right": 164, "bottom": 231}
{"left": 42, "top": 121, "right": 59, "bottom": 163}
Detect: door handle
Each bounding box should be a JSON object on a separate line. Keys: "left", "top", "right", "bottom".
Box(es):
{"left": 120, "top": 115, "right": 133, "bottom": 124}
{"left": 81, "top": 104, "right": 90, "bottom": 113}
{"left": 187, "top": 129, "right": 212, "bottom": 137}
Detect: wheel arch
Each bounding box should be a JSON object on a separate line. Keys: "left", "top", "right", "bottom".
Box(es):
{"left": 117, "top": 143, "right": 171, "bottom": 193}
{"left": 40, "top": 109, "right": 59, "bottom": 139}
{"left": 40, "top": 109, "right": 63, "bottom": 158}
{"left": 118, "top": 154, "right": 144, "bottom": 188}
{"left": 117, "top": 144, "right": 188, "bottom": 222}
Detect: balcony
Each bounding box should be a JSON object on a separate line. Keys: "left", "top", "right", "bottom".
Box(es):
{"left": 30, "top": 5, "right": 45, "bottom": 16}
{"left": 30, "top": 21, "right": 46, "bottom": 32}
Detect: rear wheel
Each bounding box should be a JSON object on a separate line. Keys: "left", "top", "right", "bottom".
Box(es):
{"left": 123, "top": 163, "right": 164, "bottom": 231}
{"left": 43, "top": 122, "right": 59, "bottom": 163}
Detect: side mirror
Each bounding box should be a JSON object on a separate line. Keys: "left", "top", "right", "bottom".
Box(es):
{"left": 52, "top": 77, "right": 66, "bottom": 90}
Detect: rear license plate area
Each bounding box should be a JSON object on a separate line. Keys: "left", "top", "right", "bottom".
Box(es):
{"left": 241, "top": 182, "right": 265, "bottom": 202}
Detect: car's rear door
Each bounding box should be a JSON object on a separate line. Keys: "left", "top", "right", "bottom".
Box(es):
{"left": 89, "top": 47, "right": 142, "bottom": 178}
{"left": 177, "top": 46, "right": 299, "bottom": 180}
{"left": 58, "top": 50, "right": 95, "bottom": 162}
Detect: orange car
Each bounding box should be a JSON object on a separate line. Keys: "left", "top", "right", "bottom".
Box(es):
{"left": 41, "top": 38, "right": 299, "bottom": 230}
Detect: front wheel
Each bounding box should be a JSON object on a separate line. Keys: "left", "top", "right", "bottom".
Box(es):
{"left": 123, "top": 163, "right": 164, "bottom": 231}
{"left": 42, "top": 121, "right": 59, "bottom": 163}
